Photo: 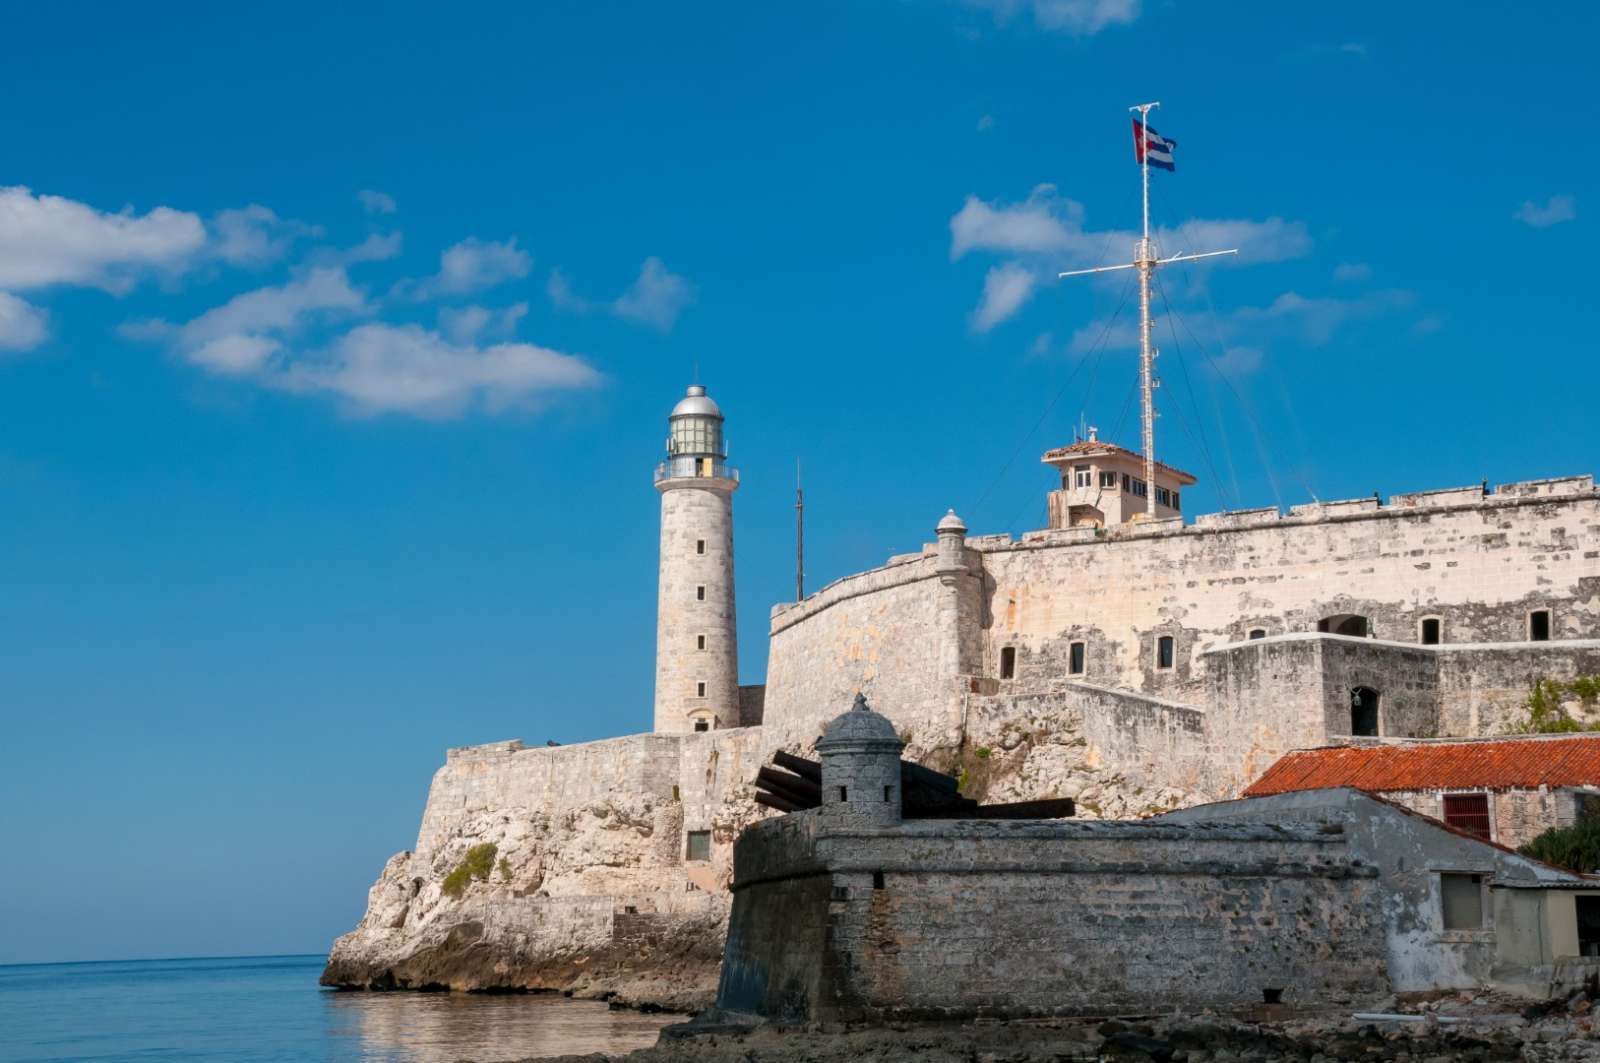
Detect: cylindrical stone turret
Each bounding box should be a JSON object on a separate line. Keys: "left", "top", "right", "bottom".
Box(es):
{"left": 817, "top": 693, "right": 904, "bottom": 827}
{"left": 934, "top": 508, "right": 970, "bottom": 682}
{"left": 654, "top": 384, "right": 740, "bottom": 733}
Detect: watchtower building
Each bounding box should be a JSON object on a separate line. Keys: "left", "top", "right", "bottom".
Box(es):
{"left": 653, "top": 384, "right": 741, "bottom": 733}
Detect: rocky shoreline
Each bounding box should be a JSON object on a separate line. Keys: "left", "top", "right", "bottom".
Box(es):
{"left": 511, "top": 991, "right": 1600, "bottom": 1063}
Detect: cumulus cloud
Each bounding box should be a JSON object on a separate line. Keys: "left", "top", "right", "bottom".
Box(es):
{"left": 210, "top": 205, "right": 322, "bottom": 269}
{"left": 1515, "top": 194, "right": 1576, "bottom": 228}
{"left": 0, "top": 292, "right": 48, "bottom": 352}
{"left": 308, "top": 231, "right": 404, "bottom": 268}
{"left": 357, "top": 190, "right": 397, "bottom": 215}
{"left": 962, "top": 0, "right": 1139, "bottom": 35}
{"left": 612, "top": 257, "right": 695, "bottom": 331}
{"left": 0, "top": 186, "right": 206, "bottom": 292}
{"left": 438, "top": 302, "right": 529, "bottom": 344}
{"left": 278, "top": 323, "right": 601, "bottom": 418}
{"left": 1066, "top": 288, "right": 1419, "bottom": 366}
{"left": 546, "top": 268, "right": 593, "bottom": 313}
{"left": 405, "top": 237, "right": 531, "bottom": 299}
{"left": 950, "top": 184, "right": 1313, "bottom": 330}
{"left": 973, "top": 264, "right": 1037, "bottom": 332}
{"left": 125, "top": 266, "right": 369, "bottom": 377}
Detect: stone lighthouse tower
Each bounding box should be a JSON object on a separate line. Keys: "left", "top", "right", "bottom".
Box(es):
{"left": 653, "top": 384, "right": 740, "bottom": 733}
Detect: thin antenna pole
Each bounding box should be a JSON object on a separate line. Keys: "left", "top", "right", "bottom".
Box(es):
{"left": 1133, "top": 100, "right": 1158, "bottom": 518}
{"left": 795, "top": 459, "right": 805, "bottom": 601}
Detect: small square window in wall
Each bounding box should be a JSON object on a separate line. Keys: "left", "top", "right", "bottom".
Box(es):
{"left": 693, "top": 719, "right": 709, "bottom": 732}
{"left": 1443, "top": 793, "right": 1491, "bottom": 840}
{"left": 685, "top": 830, "right": 711, "bottom": 862}
{"left": 1530, "top": 609, "right": 1551, "bottom": 642}
{"left": 1440, "top": 873, "right": 1484, "bottom": 930}
{"left": 1100, "top": 471, "right": 1117, "bottom": 489}
{"left": 1156, "top": 635, "right": 1175, "bottom": 669}
{"left": 1421, "top": 617, "right": 1442, "bottom": 645}
{"left": 696, "top": 585, "right": 706, "bottom": 601}
{"left": 1068, "top": 641, "right": 1085, "bottom": 675}
{"left": 1248, "top": 629, "right": 1266, "bottom": 640}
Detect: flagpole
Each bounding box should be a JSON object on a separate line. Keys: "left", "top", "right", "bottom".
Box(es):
{"left": 1132, "top": 101, "right": 1159, "bottom": 518}
{"left": 1057, "top": 103, "right": 1237, "bottom": 522}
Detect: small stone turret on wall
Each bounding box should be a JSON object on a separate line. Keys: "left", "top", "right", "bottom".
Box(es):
{"left": 817, "top": 693, "right": 904, "bottom": 827}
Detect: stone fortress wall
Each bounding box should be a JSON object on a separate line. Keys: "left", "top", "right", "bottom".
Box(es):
{"left": 762, "top": 475, "right": 1600, "bottom": 799}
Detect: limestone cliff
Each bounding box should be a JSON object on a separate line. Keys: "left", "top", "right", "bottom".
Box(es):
{"left": 323, "top": 732, "right": 766, "bottom": 1009}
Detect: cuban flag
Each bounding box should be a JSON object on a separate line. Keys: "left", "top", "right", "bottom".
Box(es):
{"left": 1132, "top": 119, "right": 1176, "bottom": 171}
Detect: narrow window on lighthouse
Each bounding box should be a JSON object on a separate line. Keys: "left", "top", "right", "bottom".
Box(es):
{"left": 697, "top": 634, "right": 706, "bottom": 650}
{"left": 696, "top": 681, "right": 706, "bottom": 698}
{"left": 696, "top": 585, "right": 706, "bottom": 601}
{"left": 696, "top": 539, "right": 706, "bottom": 555}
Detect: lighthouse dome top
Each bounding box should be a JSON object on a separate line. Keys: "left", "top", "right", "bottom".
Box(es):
{"left": 670, "top": 384, "right": 722, "bottom": 420}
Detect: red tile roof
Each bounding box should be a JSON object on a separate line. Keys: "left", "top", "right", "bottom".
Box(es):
{"left": 1242, "top": 736, "right": 1600, "bottom": 797}
{"left": 1040, "top": 439, "right": 1197, "bottom": 484}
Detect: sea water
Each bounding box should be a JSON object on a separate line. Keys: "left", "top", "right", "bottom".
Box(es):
{"left": 0, "top": 955, "right": 676, "bottom": 1063}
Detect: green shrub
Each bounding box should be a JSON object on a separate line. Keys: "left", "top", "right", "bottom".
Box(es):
{"left": 1504, "top": 677, "right": 1600, "bottom": 735}
{"left": 441, "top": 842, "right": 498, "bottom": 899}
{"left": 974, "top": 747, "right": 992, "bottom": 760}
{"left": 497, "top": 857, "right": 512, "bottom": 882}
{"left": 1520, "top": 819, "right": 1600, "bottom": 874}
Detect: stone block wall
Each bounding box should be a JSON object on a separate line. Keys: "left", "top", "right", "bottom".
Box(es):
{"left": 1382, "top": 786, "right": 1599, "bottom": 852}
{"left": 719, "top": 816, "right": 1388, "bottom": 1020}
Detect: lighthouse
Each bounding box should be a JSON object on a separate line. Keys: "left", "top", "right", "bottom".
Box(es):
{"left": 653, "top": 384, "right": 740, "bottom": 733}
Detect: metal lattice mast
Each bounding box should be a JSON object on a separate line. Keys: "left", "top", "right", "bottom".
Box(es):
{"left": 1059, "top": 101, "right": 1238, "bottom": 518}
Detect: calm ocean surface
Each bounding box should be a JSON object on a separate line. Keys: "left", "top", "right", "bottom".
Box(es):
{"left": 0, "top": 955, "right": 677, "bottom": 1063}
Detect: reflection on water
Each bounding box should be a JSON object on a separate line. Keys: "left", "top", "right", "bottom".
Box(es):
{"left": 324, "top": 990, "right": 678, "bottom": 1062}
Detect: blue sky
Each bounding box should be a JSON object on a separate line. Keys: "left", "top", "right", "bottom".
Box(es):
{"left": 1, "top": 0, "right": 1595, "bottom": 964}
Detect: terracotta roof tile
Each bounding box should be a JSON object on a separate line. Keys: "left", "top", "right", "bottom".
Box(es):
{"left": 1243, "top": 736, "right": 1600, "bottom": 797}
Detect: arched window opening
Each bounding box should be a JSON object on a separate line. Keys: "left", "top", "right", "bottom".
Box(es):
{"left": 1420, "top": 617, "right": 1442, "bottom": 645}
{"left": 1319, "top": 613, "right": 1369, "bottom": 638}
{"left": 1248, "top": 629, "right": 1266, "bottom": 640}
{"left": 1350, "top": 686, "right": 1380, "bottom": 737}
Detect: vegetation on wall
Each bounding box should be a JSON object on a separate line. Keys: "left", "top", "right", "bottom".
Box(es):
{"left": 441, "top": 843, "right": 499, "bottom": 899}
{"left": 1504, "top": 677, "right": 1600, "bottom": 734}
{"left": 1520, "top": 819, "right": 1600, "bottom": 874}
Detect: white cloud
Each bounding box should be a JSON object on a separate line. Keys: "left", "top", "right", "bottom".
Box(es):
{"left": 171, "top": 266, "right": 368, "bottom": 350}
{"left": 323, "top": 231, "right": 403, "bottom": 266}
{"left": 438, "top": 302, "right": 528, "bottom": 344}
{"left": 0, "top": 186, "right": 206, "bottom": 292}
{"left": 210, "top": 205, "right": 321, "bottom": 269}
{"left": 187, "top": 333, "right": 281, "bottom": 376}
{"left": 1067, "top": 288, "right": 1418, "bottom": 365}
{"left": 125, "top": 266, "right": 369, "bottom": 376}
{"left": 0, "top": 292, "right": 48, "bottom": 352}
{"left": 1515, "top": 194, "right": 1576, "bottom": 228}
{"left": 950, "top": 185, "right": 1312, "bottom": 329}
{"left": 963, "top": 0, "right": 1139, "bottom": 35}
{"left": 409, "top": 237, "right": 531, "bottom": 299}
{"left": 1333, "top": 261, "right": 1372, "bottom": 283}
{"left": 973, "top": 264, "right": 1037, "bottom": 332}
{"left": 278, "top": 323, "right": 601, "bottom": 418}
{"left": 546, "top": 268, "right": 593, "bottom": 313}
{"left": 357, "top": 190, "right": 397, "bottom": 215}
{"left": 612, "top": 257, "right": 695, "bottom": 331}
